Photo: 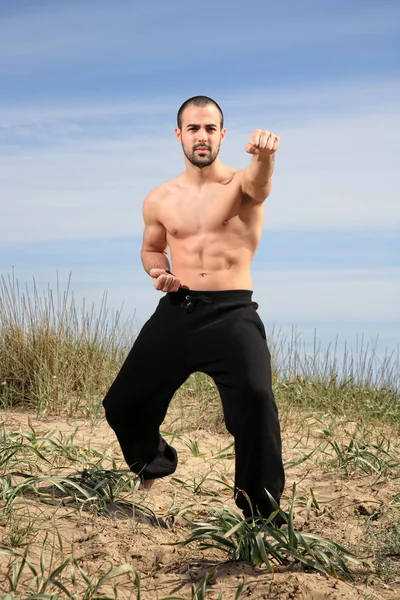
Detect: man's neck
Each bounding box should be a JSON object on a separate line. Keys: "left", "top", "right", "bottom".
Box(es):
{"left": 183, "top": 158, "right": 226, "bottom": 185}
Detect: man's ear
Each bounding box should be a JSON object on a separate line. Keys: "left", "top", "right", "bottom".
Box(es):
{"left": 175, "top": 127, "right": 182, "bottom": 144}
{"left": 220, "top": 128, "right": 227, "bottom": 143}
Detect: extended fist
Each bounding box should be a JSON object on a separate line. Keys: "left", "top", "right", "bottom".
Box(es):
{"left": 149, "top": 268, "right": 186, "bottom": 293}
{"left": 245, "top": 129, "right": 280, "bottom": 155}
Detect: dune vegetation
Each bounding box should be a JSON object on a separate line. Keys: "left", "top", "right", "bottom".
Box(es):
{"left": 0, "top": 274, "right": 399, "bottom": 599}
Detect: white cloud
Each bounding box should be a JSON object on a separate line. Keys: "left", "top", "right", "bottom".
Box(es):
{"left": 0, "top": 1, "right": 398, "bottom": 73}
{"left": 1, "top": 78, "right": 399, "bottom": 129}
{"left": 0, "top": 2, "right": 176, "bottom": 71}
{"left": 4, "top": 264, "right": 399, "bottom": 322}
{"left": 252, "top": 268, "right": 400, "bottom": 321}
{"left": 1, "top": 85, "right": 399, "bottom": 242}
{"left": 223, "top": 111, "right": 400, "bottom": 230}
{"left": 2, "top": 265, "right": 398, "bottom": 360}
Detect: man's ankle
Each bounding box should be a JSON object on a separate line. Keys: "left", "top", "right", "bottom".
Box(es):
{"left": 139, "top": 478, "right": 156, "bottom": 491}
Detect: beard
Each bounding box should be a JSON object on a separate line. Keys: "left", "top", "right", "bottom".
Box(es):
{"left": 182, "top": 142, "right": 220, "bottom": 168}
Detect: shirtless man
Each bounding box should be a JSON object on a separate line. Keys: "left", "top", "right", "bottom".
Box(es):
{"left": 103, "top": 96, "right": 285, "bottom": 524}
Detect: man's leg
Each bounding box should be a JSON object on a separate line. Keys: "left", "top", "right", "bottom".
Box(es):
{"left": 103, "top": 300, "right": 189, "bottom": 483}
{"left": 216, "top": 375, "right": 285, "bottom": 520}
{"left": 202, "top": 305, "right": 285, "bottom": 520}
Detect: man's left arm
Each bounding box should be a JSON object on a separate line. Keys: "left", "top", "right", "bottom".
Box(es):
{"left": 241, "top": 129, "right": 280, "bottom": 203}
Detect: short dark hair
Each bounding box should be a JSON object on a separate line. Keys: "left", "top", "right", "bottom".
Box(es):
{"left": 177, "top": 96, "right": 224, "bottom": 129}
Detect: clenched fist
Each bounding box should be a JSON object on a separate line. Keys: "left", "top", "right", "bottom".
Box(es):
{"left": 149, "top": 268, "right": 186, "bottom": 293}
{"left": 245, "top": 129, "right": 280, "bottom": 155}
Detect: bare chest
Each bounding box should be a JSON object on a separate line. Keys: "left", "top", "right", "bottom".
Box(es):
{"left": 160, "top": 182, "right": 246, "bottom": 239}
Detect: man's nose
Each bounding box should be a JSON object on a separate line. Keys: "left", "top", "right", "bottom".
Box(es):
{"left": 197, "top": 129, "right": 207, "bottom": 141}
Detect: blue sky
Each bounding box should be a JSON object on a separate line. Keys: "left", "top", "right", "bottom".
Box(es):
{"left": 0, "top": 0, "right": 399, "bottom": 371}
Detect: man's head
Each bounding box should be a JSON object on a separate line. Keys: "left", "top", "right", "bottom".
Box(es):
{"left": 177, "top": 96, "right": 224, "bottom": 130}
{"left": 175, "top": 96, "right": 226, "bottom": 168}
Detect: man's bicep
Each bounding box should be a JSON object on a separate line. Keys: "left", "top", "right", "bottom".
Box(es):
{"left": 141, "top": 196, "right": 168, "bottom": 254}
{"left": 241, "top": 168, "right": 273, "bottom": 204}
{"left": 141, "top": 222, "right": 168, "bottom": 254}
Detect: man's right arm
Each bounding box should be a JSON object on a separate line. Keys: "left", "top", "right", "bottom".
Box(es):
{"left": 141, "top": 192, "right": 170, "bottom": 275}
{"left": 141, "top": 192, "right": 183, "bottom": 292}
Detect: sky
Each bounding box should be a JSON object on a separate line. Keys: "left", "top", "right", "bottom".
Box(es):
{"left": 0, "top": 0, "right": 399, "bottom": 377}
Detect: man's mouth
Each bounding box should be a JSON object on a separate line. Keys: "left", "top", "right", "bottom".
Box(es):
{"left": 195, "top": 147, "right": 210, "bottom": 152}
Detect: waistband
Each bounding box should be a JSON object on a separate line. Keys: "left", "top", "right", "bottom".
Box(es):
{"left": 168, "top": 288, "right": 253, "bottom": 301}
{"left": 165, "top": 288, "right": 255, "bottom": 312}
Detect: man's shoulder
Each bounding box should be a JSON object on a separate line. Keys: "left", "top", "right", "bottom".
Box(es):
{"left": 219, "top": 166, "right": 242, "bottom": 184}
{"left": 144, "top": 175, "right": 183, "bottom": 203}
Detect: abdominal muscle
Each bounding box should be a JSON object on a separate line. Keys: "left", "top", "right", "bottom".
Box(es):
{"left": 169, "top": 237, "right": 255, "bottom": 291}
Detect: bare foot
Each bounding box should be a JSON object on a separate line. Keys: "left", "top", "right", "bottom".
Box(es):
{"left": 139, "top": 478, "right": 156, "bottom": 491}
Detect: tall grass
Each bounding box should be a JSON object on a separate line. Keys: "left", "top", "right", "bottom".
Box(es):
{"left": 268, "top": 323, "right": 399, "bottom": 391}
{"left": 1, "top": 274, "right": 399, "bottom": 598}
{"left": 0, "top": 272, "right": 135, "bottom": 416}
{"left": 0, "top": 273, "right": 399, "bottom": 424}
{"left": 269, "top": 324, "right": 400, "bottom": 425}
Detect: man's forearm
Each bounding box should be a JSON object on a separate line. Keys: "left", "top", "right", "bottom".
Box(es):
{"left": 249, "top": 152, "right": 275, "bottom": 186}
{"left": 141, "top": 251, "right": 170, "bottom": 275}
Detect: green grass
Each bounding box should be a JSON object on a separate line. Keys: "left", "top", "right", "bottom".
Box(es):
{"left": 0, "top": 543, "right": 245, "bottom": 600}
{"left": 274, "top": 376, "right": 400, "bottom": 428}
{"left": 0, "top": 536, "right": 140, "bottom": 599}
{"left": 0, "top": 273, "right": 134, "bottom": 418}
{"left": 0, "top": 424, "right": 120, "bottom": 474}
{"left": 0, "top": 274, "right": 399, "bottom": 598}
{"left": 314, "top": 421, "right": 400, "bottom": 479}
{"left": 178, "top": 485, "right": 366, "bottom": 580}
{"left": 1, "top": 274, "right": 398, "bottom": 429}
{"left": 160, "top": 569, "right": 244, "bottom": 600}
{"left": 366, "top": 522, "right": 400, "bottom": 584}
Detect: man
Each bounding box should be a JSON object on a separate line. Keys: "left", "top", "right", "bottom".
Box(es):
{"left": 103, "top": 95, "right": 285, "bottom": 523}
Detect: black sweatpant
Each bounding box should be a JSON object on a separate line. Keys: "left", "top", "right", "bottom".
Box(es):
{"left": 103, "top": 288, "right": 285, "bottom": 519}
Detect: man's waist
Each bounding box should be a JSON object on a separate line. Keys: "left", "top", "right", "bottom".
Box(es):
{"left": 166, "top": 288, "right": 254, "bottom": 306}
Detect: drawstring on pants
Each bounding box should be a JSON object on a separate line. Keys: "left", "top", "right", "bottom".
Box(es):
{"left": 164, "top": 272, "right": 212, "bottom": 313}
{"left": 181, "top": 294, "right": 212, "bottom": 313}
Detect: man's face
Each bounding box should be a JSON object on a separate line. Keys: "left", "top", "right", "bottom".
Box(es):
{"left": 175, "top": 104, "right": 226, "bottom": 168}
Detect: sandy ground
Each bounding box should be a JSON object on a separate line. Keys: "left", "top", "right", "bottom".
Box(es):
{"left": 0, "top": 407, "right": 399, "bottom": 599}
